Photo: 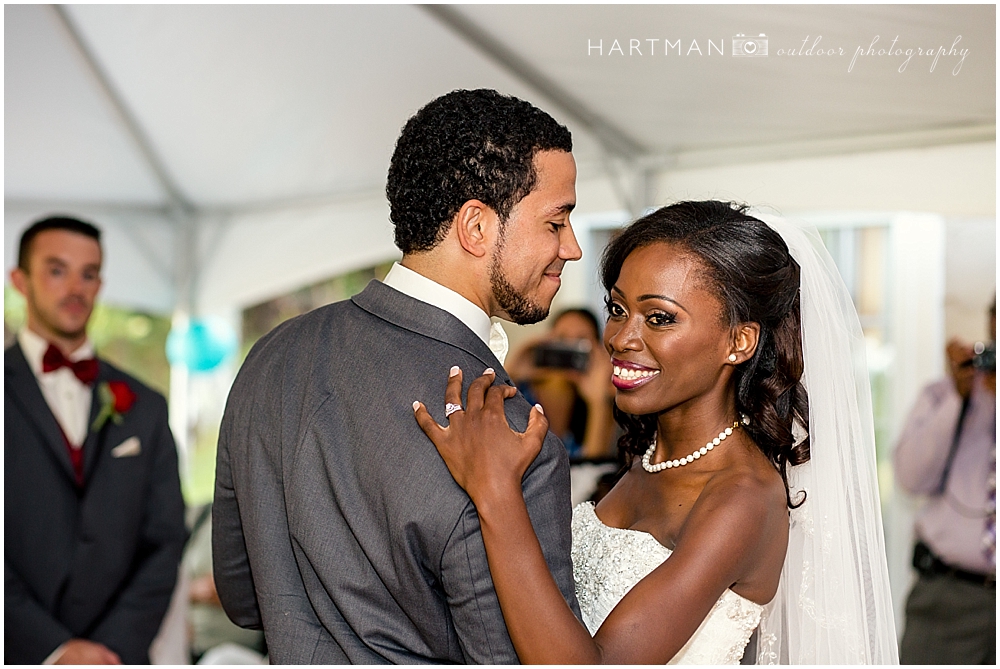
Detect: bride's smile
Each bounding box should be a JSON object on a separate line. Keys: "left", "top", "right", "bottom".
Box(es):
{"left": 610, "top": 358, "right": 660, "bottom": 389}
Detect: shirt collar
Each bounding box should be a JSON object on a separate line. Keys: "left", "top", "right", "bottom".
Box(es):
{"left": 383, "top": 262, "right": 493, "bottom": 345}
{"left": 382, "top": 262, "right": 508, "bottom": 364}
{"left": 18, "top": 327, "right": 96, "bottom": 376}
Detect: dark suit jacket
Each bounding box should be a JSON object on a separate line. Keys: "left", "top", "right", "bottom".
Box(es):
{"left": 214, "top": 280, "right": 580, "bottom": 664}
{"left": 4, "top": 343, "right": 187, "bottom": 664}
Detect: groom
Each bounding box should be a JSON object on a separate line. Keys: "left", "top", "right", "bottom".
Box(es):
{"left": 214, "top": 89, "right": 582, "bottom": 663}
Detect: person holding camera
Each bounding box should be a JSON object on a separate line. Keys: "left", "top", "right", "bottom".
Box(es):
{"left": 894, "top": 300, "right": 995, "bottom": 664}
{"left": 506, "top": 308, "right": 616, "bottom": 460}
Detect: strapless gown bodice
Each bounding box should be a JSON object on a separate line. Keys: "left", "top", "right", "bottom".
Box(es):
{"left": 571, "top": 502, "right": 763, "bottom": 664}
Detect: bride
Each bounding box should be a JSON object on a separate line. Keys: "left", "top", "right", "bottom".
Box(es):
{"left": 413, "top": 201, "right": 898, "bottom": 664}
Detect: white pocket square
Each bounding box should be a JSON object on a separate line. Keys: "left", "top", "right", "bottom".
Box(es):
{"left": 111, "top": 436, "right": 141, "bottom": 458}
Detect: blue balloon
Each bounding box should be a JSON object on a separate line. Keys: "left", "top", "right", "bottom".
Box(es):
{"left": 166, "top": 318, "right": 238, "bottom": 372}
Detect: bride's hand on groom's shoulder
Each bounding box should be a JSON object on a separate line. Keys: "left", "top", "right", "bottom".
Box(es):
{"left": 413, "top": 367, "right": 548, "bottom": 506}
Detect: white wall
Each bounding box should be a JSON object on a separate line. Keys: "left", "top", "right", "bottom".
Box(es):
{"left": 653, "top": 141, "right": 995, "bottom": 218}
{"left": 945, "top": 217, "right": 996, "bottom": 343}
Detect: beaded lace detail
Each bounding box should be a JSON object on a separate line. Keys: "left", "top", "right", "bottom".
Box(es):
{"left": 571, "top": 502, "right": 763, "bottom": 664}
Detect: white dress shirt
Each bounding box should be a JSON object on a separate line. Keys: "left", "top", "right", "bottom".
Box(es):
{"left": 19, "top": 328, "right": 97, "bottom": 664}
{"left": 382, "top": 262, "right": 508, "bottom": 365}
{"left": 18, "top": 327, "right": 95, "bottom": 447}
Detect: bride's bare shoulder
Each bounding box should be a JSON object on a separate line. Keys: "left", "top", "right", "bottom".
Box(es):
{"left": 679, "top": 457, "right": 789, "bottom": 600}
{"left": 710, "top": 435, "right": 787, "bottom": 508}
{"left": 698, "top": 465, "right": 784, "bottom": 523}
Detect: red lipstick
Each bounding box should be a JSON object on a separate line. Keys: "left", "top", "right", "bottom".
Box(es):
{"left": 611, "top": 358, "right": 660, "bottom": 390}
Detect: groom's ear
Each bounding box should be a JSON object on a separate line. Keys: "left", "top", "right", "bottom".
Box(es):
{"left": 453, "top": 200, "right": 499, "bottom": 259}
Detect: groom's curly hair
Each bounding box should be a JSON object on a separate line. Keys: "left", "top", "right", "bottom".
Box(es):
{"left": 601, "top": 201, "right": 811, "bottom": 509}
{"left": 386, "top": 89, "right": 572, "bottom": 254}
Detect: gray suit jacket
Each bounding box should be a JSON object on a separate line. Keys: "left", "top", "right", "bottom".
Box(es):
{"left": 5, "top": 344, "right": 187, "bottom": 664}
{"left": 214, "top": 280, "right": 579, "bottom": 663}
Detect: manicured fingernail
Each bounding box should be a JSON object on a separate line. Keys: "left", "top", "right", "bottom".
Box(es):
{"left": 535, "top": 403, "right": 544, "bottom": 414}
{"left": 484, "top": 368, "right": 495, "bottom": 375}
{"left": 449, "top": 366, "right": 461, "bottom": 377}
{"left": 412, "top": 401, "right": 420, "bottom": 412}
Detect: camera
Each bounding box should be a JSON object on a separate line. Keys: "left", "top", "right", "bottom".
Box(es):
{"left": 972, "top": 341, "right": 995, "bottom": 372}
{"left": 733, "top": 33, "right": 769, "bottom": 57}
{"left": 534, "top": 340, "right": 591, "bottom": 372}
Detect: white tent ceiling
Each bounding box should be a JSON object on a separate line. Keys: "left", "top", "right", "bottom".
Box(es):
{"left": 4, "top": 4, "right": 995, "bottom": 313}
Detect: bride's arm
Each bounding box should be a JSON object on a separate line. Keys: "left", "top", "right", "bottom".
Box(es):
{"left": 416, "top": 368, "right": 599, "bottom": 663}
{"left": 415, "top": 369, "right": 779, "bottom": 664}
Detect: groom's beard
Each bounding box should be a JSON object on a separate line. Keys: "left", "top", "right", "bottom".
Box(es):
{"left": 489, "top": 240, "right": 550, "bottom": 326}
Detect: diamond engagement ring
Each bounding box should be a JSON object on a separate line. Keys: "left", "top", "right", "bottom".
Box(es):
{"left": 445, "top": 403, "right": 463, "bottom": 417}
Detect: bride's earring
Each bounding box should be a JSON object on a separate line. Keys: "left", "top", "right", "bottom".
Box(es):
{"left": 728, "top": 354, "right": 737, "bottom": 362}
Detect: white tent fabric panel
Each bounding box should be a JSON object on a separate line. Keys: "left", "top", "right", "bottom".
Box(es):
{"left": 8, "top": 4, "right": 993, "bottom": 210}
{"left": 197, "top": 197, "right": 397, "bottom": 312}
{"left": 4, "top": 6, "right": 163, "bottom": 203}
{"left": 22, "top": 4, "right": 604, "bottom": 209}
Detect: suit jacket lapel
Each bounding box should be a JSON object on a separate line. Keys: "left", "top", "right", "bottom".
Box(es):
{"left": 5, "top": 343, "right": 78, "bottom": 486}
{"left": 82, "top": 364, "right": 110, "bottom": 484}
{"left": 351, "top": 280, "right": 513, "bottom": 385}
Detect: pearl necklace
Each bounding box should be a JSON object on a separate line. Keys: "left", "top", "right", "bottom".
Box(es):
{"left": 642, "top": 416, "right": 748, "bottom": 473}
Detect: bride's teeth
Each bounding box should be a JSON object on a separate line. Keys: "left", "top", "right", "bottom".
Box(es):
{"left": 613, "top": 365, "right": 662, "bottom": 380}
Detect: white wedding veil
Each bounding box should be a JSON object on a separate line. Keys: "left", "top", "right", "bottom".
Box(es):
{"left": 754, "top": 216, "right": 898, "bottom": 664}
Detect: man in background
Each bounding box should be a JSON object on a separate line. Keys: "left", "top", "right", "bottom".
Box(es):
{"left": 894, "top": 300, "right": 996, "bottom": 664}
{"left": 5, "top": 216, "right": 187, "bottom": 664}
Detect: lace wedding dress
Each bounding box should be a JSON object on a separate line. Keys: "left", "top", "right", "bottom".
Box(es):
{"left": 572, "top": 502, "right": 762, "bottom": 664}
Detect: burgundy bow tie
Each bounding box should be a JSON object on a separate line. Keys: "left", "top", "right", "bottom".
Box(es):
{"left": 42, "top": 344, "right": 99, "bottom": 385}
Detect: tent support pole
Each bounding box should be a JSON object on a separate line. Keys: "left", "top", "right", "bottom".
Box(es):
{"left": 51, "top": 5, "right": 196, "bottom": 220}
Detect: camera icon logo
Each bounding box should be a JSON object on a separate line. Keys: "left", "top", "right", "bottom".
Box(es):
{"left": 732, "top": 33, "right": 769, "bottom": 57}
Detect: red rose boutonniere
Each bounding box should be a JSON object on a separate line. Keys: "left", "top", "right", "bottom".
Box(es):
{"left": 92, "top": 380, "right": 137, "bottom": 431}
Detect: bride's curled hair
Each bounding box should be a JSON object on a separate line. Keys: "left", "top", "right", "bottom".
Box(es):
{"left": 601, "top": 201, "right": 810, "bottom": 507}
